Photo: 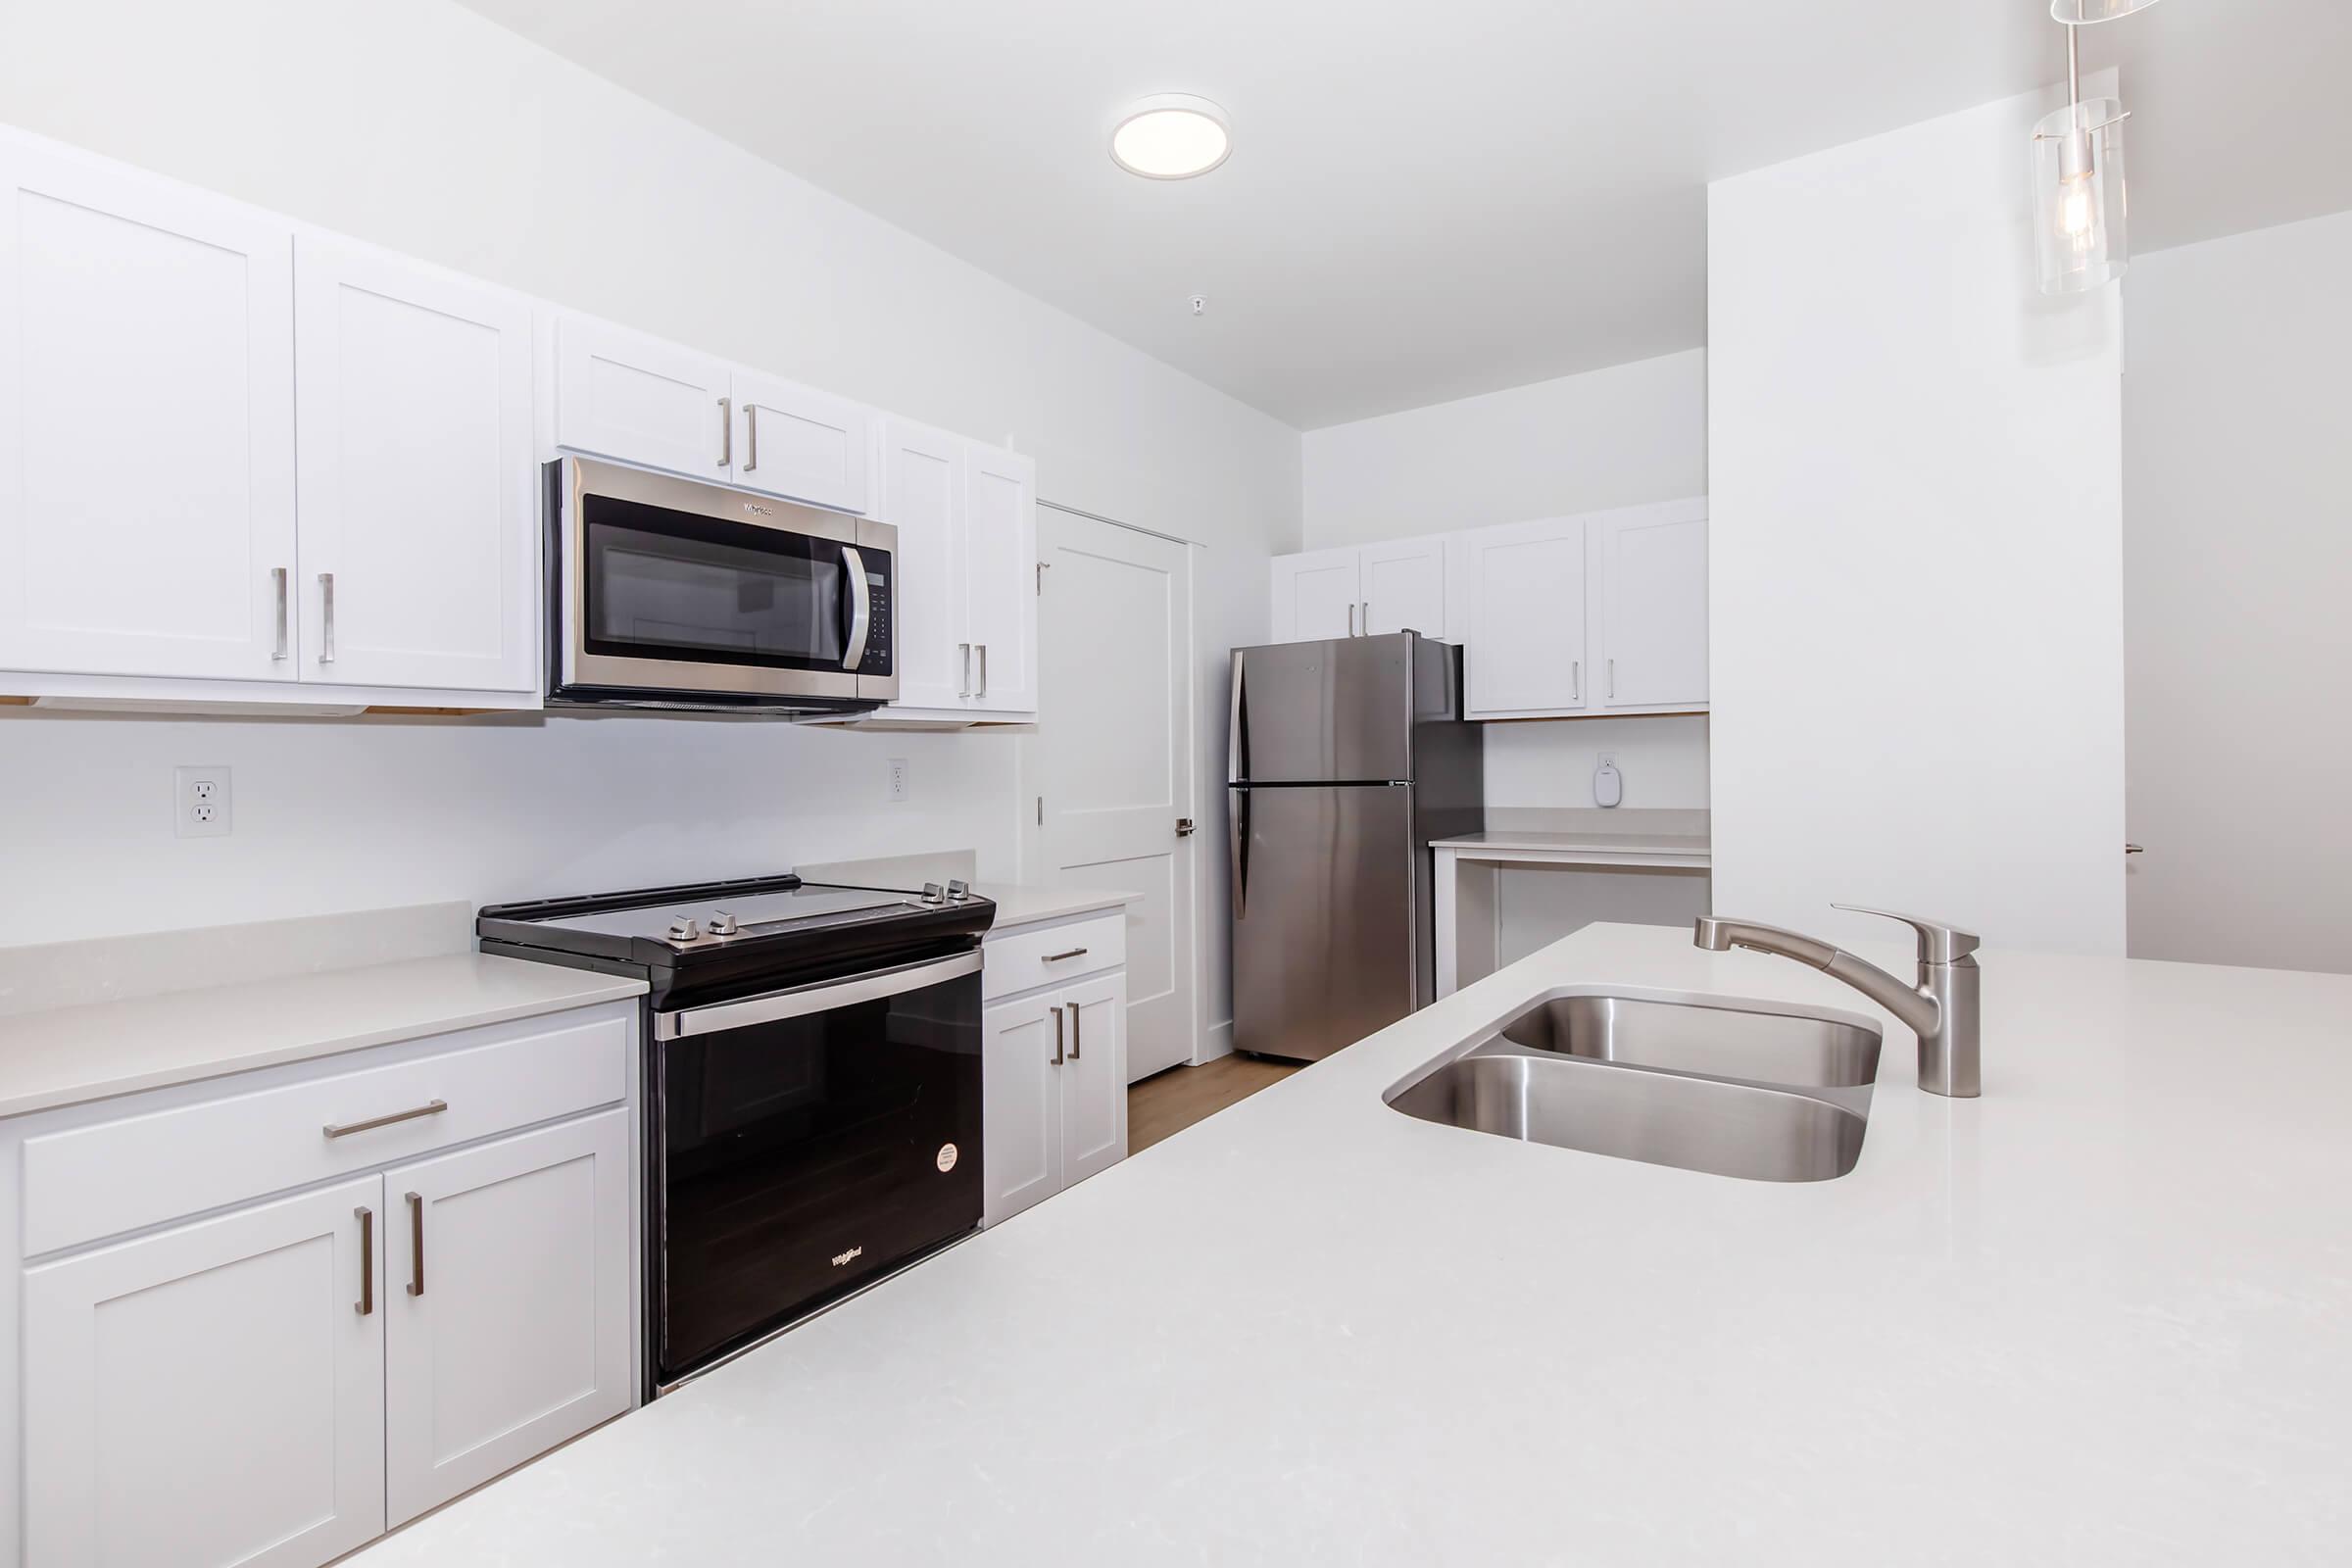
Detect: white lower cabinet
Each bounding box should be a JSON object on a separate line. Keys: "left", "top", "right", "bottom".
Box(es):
{"left": 981, "top": 960, "right": 1128, "bottom": 1227}
{"left": 383, "top": 1109, "right": 633, "bottom": 1526}
{"left": 23, "top": 1177, "right": 387, "bottom": 1568}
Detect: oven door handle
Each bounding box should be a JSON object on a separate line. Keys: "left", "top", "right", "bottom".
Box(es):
{"left": 653, "top": 949, "right": 978, "bottom": 1041}
{"left": 839, "top": 545, "right": 870, "bottom": 672}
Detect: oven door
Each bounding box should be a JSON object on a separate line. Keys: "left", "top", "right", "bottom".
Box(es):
{"left": 649, "top": 948, "right": 982, "bottom": 1390}
{"left": 555, "top": 457, "right": 896, "bottom": 707}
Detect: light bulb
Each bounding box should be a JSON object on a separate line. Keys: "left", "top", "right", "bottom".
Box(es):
{"left": 2059, "top": 173, "right": 2096, "bottom": 239}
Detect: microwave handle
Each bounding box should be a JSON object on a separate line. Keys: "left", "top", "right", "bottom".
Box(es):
{"left": 840, "top": 545, "right": 870, "bottom": 671}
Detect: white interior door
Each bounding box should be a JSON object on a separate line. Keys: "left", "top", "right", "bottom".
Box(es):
{"left": 1032, "top": 510, "right": 1197, "bottom": 1082}
{"left": 980, "top": 994, "right": 1063, "bottom": 1226}
{"left": 23, "top": 1176, "right": 386, "bottom": 1568}
{"left": 294, "top": 232, "right": 536, "bottom": 692}
{"left": 382, "top": 1109, "right": 632, "bottom": 1527}
{"left": 1359, "top": 535, "right": 1449, "bottom": 639}
{"left": 1057, "top": 974, "right": 1129, "bottom": 1185}
{"left": 1269, "top": 549, "right": 1360, "bottom": 642}
{"left": 0, "top": 143, "right": 297, "bottom": 681}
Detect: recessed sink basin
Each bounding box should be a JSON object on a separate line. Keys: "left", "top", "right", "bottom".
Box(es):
{"left": 1496, "top": 992, "right": 1881, "bottom": 1089}
{"left": 1387, "top": 1051, "right": 1868, "bottom": 1183}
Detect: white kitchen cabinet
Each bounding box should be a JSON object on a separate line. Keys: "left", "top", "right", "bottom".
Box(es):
{"left": 1591, "top": 501, "right": 1708, "bottom": 711}
{"left": 383, "top": 1109, "right": 633, "bottom": 1526}
{"left": 980, "top": 916, "right": 1129, "bottom": 1227}
{"left": 0, "top": 141, "right": 298, "bottom": 683}
{"left": 22, "top": 1176, "right": 387, "bottom": 1568}
{"left": 1269, "top": 548, "right": 1361, "bottom": 642}
{"left": 730, "top": 368, "right": 871, "bottom": 514}
{"left": 962, "top": 444, "right": 1039, "bottom": 713}
{"left": 876, "top": 417, "right": 970, "bottom": 711}
{"left": 1460, "top": 515, "right": 1592, "bottom": 718}
{"left": 553, "top": 316, "right": 733, "bottom": 482}
{"left": 294, "top": 234, "right": 537, "bottom": 694}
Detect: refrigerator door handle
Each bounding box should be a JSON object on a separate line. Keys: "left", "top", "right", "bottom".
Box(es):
{"left": 1228, "top": 649, "right": 1248, "bottom": 783}
{"left": 1228, "top": 787, "right": 1250, "bottom": 921}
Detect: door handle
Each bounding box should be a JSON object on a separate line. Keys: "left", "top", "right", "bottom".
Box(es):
{"left": 743, "top": 404, "right": 759, "bottom": 472}
{"left": 354, "top": 1206, "right": 374, "bottom": 1316}
{"left": 318, "top": 572, "right": 336, "bottom": 664}
{"left": 405, "top": 1191, "right": 425, "bottom": 1298}
{"left": 1052, "top": 1004, "right": 1065, "bottom": 1066}
{"left": 2125, "top": 844, "right": 2146, "bottom": 856}
{"left": 270, "top": 566, "right": 288, "bottom": 661}
{"left": 1176, "top": 816, "right": 1196, "bottom": 837}
{"left": 717, "top": 397, "right": 732, "bottom": 467}
{"left": 839, "top": 545, "right": 869, "bottom": 670}
{"left": 1070, "top": 1002, "right": 1083, "bottom": 1061}
{"left": 1228, "top": 650, "right": 1248, "bottom": 781}
{"left": 1229, "top": 788, "right": 1250, "bottom": 922}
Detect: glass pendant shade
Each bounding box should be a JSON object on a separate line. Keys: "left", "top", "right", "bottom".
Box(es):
{"left": 2032, "top": 98, "right": 2130, "bottom": 294}
{"left": 2050, "top": 0, "right": 2164, "bottom": 22}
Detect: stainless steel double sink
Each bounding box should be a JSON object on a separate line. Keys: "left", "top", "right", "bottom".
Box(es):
{"left": 1385, "top": 992, "right": 1882, "bottom": 1182}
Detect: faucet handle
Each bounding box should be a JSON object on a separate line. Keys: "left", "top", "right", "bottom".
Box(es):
{"left": 1832, "top": 905, "right": 1981, "bottom": 964}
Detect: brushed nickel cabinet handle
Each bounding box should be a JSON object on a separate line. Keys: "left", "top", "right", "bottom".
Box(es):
{"left": 322, "top": 1098, "right": 447, "bottom": 1139}
{"left": 405, "top": 1191, "right": 424, "bottom": 1298}
{"left": 744, "top": 404, "right": 759, "bottom": 472}
{"left": 1347, "top": 602, "right": 1355, "bottom": 637}
{"left": 1070, "top": 1001, "right": 1083, "bottom": 1061}
{"left": 1042, "top": 947, "right": 1089, "bottom": 962}
{"left": 959, "top": 643, "right": 972, "bottom": 698}
{"left": 1361, "top": 599, "right": 1370, "bottom": 634}
{"left": 717, "top": 397, "right": 732, "bottom": 467}
{"left": 355, "top": 1206, "right": 374, "bottom": 1316}
{"left": 1052, "top": 1004, "right": 1065, "bottom": 1066}
{"left": 1607, "top": 658, "right": 1616, "bottom": 699}
{"left": 318, "top": 572, "right": 336, "bottom": 664}
{"left": 977, "top": 643, "right": 988, "bottom": 698}
{"left": 270, "top": 566, "right": 288, "bottom": 661}
{"left": 1572, "top": 660, "right": 1581, "bottom": 703}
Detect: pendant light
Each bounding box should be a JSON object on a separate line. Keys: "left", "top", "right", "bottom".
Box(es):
{"left": 2031, "top": 0, "right": 2161, "bottom": 295}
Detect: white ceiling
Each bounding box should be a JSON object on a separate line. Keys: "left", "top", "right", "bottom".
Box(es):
{"left": 456, "top": 0, "right": 2352, "bottom": 429}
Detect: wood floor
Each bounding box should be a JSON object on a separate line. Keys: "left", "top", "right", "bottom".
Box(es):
{"left": 1128, "top": 1052, "right": 1304, "bottom": 1154}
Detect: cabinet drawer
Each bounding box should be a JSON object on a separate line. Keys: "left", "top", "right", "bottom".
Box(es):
{"left": 23, "top": 1008, "right": 629, "bottom": 1257}
{"left": 984, "top": 912, "right": 1125, "bottom": 1002}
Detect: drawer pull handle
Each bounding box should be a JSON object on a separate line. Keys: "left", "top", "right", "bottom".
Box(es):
{"left": 406, "top": 1191, "right": 425, "bottom": 1298}
{"left": 322, "top": 1099, "right": 447, "bottom": 1139}
{"left": 1042, "top": 947, "right": 1089, "bottom": 962}
{"left": 355, "top": 1206, "right": 374, "bottom": 1317}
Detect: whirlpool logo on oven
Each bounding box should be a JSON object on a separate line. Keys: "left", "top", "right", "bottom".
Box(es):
{"left": 831, "top": 1246, "right": 863, "bottom": 1268}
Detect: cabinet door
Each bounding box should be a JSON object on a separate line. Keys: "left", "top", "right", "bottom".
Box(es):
{"left": 383, "top": 1109, "right": 633, "bottom": 1526}
{"left": 24, "top": 1176, "right": 385, "bottom": 1568}
{"left": 552, "top": 316, "right": 732, "bottom": 480}
{"left": 731, "top": 368, "right": 872, "bottom": 514}
{"left": 877, "top": 417, "right": 968, "bottom": 710}
{"left": 1460, "top": 516, "right": 1591, "bottom": 718}
{"left": 1269, "top": 549, "right": 1361, "bottom": 643}
{"left": 1057, "top": 974, "right": 1129, "bottom": 1189}
{"left": 1592, "top": 502, "right": 1708, "bottom": 710}
{"left": 294, "top": 233, "right": 536, "bottom": 693}
{"left": 981, "top": 994, "right": 1064, "bottom": 1225}
{"left": 1359, "top": 535, "right": 1449, "bottom": 639}
{"left": 0, "top": 143, "right": 297, "bottom": 681}
{"left": 962, "top": 443, "right": 1038, "bottom": 712}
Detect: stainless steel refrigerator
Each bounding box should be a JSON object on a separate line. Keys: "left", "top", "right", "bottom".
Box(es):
{"left": 1228, "top": 632, "right": 1483, "bottom": 1061}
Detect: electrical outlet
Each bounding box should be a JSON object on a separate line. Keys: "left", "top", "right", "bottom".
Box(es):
{"left": 886, "top": 758, "right": 909, "bottom": 804}
{"left": 174, "top": 765, "right": 232, "bottom": 838}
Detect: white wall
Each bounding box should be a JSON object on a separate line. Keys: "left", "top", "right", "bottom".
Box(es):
{"left": 1300, "top": 349, "right": 1707, "bottom": 549}
{"left": 1707, "top": 79, "right": 2128, "bottom": 956}
{"left": 2122, "top": 209, "right": 2352, "bottom": 974}
{"left": 0, "top": 0, "right": 1299, "bottom": 961}
{"left": 1300, "top": 350, "right": 1712, "bottom": 810}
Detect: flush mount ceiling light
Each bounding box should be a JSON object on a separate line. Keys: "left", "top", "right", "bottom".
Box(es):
{"left": 2031, "top": 0, "right": 2163, "bottom": 294}
{"left": 1110, "top": 94, "right": 1231, "bottom": 180}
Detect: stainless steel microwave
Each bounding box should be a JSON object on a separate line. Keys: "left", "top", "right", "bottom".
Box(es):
{"left": 547, "top": 457, "right": 897, "bottom": 713}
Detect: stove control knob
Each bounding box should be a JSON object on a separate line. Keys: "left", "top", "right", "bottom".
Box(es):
{"left": 947, "top": 880, "right": 971, "bottom": 903}
{"left": 921, "top": 882, "right": 946, "bottom": 905}
{"left": 708, "top": 910, "right": 741, "bottom": 937}
{"left": 667, "top": 917, "right": 703, "bottom": 944}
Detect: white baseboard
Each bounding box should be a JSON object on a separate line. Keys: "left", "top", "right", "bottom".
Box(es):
{"left": 1194, "top": 1019, "right": 1234, "bottom": 1066}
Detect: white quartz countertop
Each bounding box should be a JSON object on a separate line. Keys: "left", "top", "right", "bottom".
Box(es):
{"left": 1433, "top": 807, "right": 1711, "bottom": 862}
{"left": 0, "top": 955, "right": 644, "bottom": 1120}
{"left": 355, "top": 923, "right": 2352, "bottom": 1565}
{"left": 976, "top": 882, "right": 1139, "bottom": 930}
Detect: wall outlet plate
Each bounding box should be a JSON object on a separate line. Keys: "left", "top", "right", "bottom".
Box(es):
{"left": 886, "top": 758, "right": 909, "bottom": 804}
{"left": 174, "top": 765, "right": 232, "bottom": 838}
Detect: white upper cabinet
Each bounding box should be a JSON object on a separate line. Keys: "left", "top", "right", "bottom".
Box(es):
{"left": 1591, "top": 500, "right": 1708, "bottom": 711}
{"left": 730, "top": 368, "right": 871, "bottom": 514}
{"left": 1359, "top": 535, "right": 1450, "bottom": 638}
{"left": 294, "top": 234, "right": 536, "bottom": 693}
{"left": 962, "top": 444, "right": 1039, "bottom": 713}
{"left": 1460, "top": 516, "right": 1592, "bottom": 718}
{"left": 877, "top": 416, "right": 969, "bottom": 711}
{"left": 1269, "top": 548, "right": 1360, "bottom": 642}
{"left": 553, "top": 316, "right": 733, "bottom": 482}
{"left": 0, "top": 143, "right": 298, "bottom": 682}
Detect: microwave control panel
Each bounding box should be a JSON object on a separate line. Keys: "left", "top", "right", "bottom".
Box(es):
{"left": 857, "top": 550, "right": 893, "bottom": 676}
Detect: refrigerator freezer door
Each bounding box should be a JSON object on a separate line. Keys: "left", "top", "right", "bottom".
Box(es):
{"left": 1231, "top": 783, "right": 1416, "bottom": 1061}
{"left": 1230, "top": 636, "right": 1413, "bottom": 784}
